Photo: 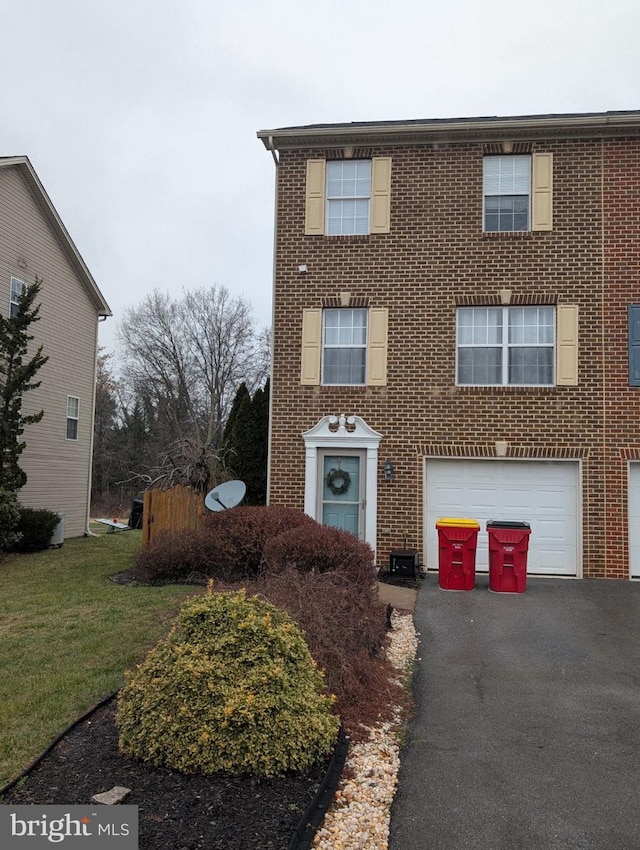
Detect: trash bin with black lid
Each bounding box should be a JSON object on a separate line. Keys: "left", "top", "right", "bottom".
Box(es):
{"left": 435, "top": 518, "right": 480, "bottom": 590}
{"left": 486, "top": 520, "right": 531, "bottom": 593}
{"left": 128, "top": 498, "right": 144, "bottom": 530}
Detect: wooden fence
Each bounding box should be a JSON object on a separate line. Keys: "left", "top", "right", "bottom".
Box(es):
{"left": 142, "top": 486, "right": 206, "bottom": 546}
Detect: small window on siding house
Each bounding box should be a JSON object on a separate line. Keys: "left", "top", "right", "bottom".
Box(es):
{"left": 66, "top": 396, "right": 79, "bottom": 440}
{"left": 10, "top": 277, "right": 24, "bottom": 318}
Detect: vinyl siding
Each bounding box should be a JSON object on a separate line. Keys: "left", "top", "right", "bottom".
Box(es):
{"left": 0, "top": 167, "right": 99, "bottom": 537}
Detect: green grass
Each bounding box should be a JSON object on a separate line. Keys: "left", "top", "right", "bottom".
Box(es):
{"left": 0, "top": 526, "right": 199, "bottom": 788}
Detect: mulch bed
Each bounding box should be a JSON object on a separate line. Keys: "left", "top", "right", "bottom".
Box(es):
{"left": 2, "top": 696, "right": 329, "bottom": 850}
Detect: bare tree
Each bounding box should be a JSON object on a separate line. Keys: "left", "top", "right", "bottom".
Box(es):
{"left": 117, "top": 286, "right": 268, "bottom": 478}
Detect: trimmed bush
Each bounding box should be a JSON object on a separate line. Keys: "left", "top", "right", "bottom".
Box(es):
{"left": 132, "top": 505, "right": 316, "bottom": 584}
{"left": 263, "top": 523, "right": 375, "bottom": 582}
{"left": 131, "top": 528, "right": 232, "bottom": 585}
{"left": 255, "top": 568, "right": 403, "bottom": 737}
{"left": 199, "top": 505, "right": 317, "bottom": 574}
{"left": 0, "top": 488, "right": 22, "bottom": 551}
{"left": 116, "top": 589, "right": 339, "bottom": 776}
{"left": 14, "top": 507, "right": 60, "bottom": 551}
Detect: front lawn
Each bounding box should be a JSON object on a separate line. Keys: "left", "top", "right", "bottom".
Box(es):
{"left": 0, "top": 527, "right": 198, "bottom": 788}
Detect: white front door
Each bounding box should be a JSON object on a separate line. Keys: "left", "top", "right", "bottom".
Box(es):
{"left": 425, "top": 459, "right": 580, "bottom": 576}
{"left": 318, "top": 451, "right": 365, "bottom": 538}
{"left": 630, "top": 463, "right": 640, "bottom": 578}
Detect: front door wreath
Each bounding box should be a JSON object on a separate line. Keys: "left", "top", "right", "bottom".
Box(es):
{"left": 326, "top": 467, "right": 351, "bottom": 496}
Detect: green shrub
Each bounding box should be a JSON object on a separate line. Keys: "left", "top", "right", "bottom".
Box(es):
{"left": 0, "top": 488, "right": 22, "bottom": 551}
{"left": 263, "top": 523, "right": 375, "bottom": 581}
{"left": 116, "top": 589, "right": 339, "bottom": 776}
{"left": 14, "top": 507, "right": 60, "bottom": 551}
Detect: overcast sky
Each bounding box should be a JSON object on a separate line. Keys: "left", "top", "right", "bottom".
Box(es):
{"left": 2, "top": 0, "right": 638, "bottom": 356}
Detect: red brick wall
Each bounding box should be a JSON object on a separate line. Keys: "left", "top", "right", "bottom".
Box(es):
{"left": 603, "top": 140, "right": 640, "bottom": 577}
{"left": 269, "top": 135, "right": 639, "bottom": 578}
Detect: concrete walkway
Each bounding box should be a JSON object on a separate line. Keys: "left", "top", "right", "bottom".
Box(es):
{"left": 389, "top": 574, "right": 640, "bottom": 850}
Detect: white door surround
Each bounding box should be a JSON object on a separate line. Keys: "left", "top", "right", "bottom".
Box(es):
{"left": 302, "top": 414, "right": 382, "bottom": 552}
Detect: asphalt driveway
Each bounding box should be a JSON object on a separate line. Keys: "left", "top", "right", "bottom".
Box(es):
{"left": 389, "top": 574, "right": 640, "bottom": 850}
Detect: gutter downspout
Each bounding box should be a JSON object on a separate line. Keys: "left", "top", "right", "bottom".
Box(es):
{"left": 84, "top": 314, "right": 107, "bottom": 537}
{"left": 265, "top": 136, "right": 279, "bottom": 503}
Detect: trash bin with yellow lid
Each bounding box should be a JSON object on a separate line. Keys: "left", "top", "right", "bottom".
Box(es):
{"left": 435, "top": 518, "right": 481, "bottom": 591}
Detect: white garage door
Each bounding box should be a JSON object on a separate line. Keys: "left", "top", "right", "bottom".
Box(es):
{"left": 630, "top": 464, "right": 640, "bottom": 578}
{"left": 425, "top": 459, "right": 579, "bottom": 576}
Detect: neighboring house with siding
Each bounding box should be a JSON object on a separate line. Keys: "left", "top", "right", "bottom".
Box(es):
{"left": 258, "top": 110, "right": 640, "bottom": 580}
{"left": 0, "top": 156, "right": 111, "bottom": 538}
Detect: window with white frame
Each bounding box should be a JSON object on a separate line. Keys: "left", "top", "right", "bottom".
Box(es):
{"left": 66, "top": 396, "right": 79, "bottom": 440}
{"left": 457, "top": 306, "right": 555, "bottom": 386}
{"left": 322, "top": 308, "right": 367, "bottom": 385}
{"left": 10, "top": 277, "right": 24, "bottom": 318}
{"left": 483, "top": 156, "right": 531, "bottom": 232}
{"left": 326, "top": 160, "right": 371, "bottom": 235}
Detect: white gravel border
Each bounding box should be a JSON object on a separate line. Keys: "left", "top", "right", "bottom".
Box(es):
{"left": 313, "top": 610, "right": 419, "bottom": 850}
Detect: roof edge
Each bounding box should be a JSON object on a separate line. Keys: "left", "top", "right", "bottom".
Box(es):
{"left": 258, "top": 109, "right": 640, "bottom": 150}
{"left": 0, "top": 156, "right": 112, "bottom": 317}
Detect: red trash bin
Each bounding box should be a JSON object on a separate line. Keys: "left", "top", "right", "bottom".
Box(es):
{"left": 436, "top": 518, "right": 480, "bottom": 591}
{"left": 486, "top": 521, "right": 531, "bottom": 593}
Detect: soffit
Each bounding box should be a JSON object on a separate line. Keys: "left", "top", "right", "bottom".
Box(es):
{"left": 258, "top": 110, "right": 640, "bottom": 152}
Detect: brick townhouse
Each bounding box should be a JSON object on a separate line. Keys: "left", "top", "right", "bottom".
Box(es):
{"left": 257, "top": 110, "right": 640, "bottom": 580}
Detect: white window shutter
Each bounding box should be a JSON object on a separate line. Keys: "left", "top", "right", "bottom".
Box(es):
{"left": 367, "top": 307, "right": 389, "bottom": 385}
{"left": 532, "top": 152, "right": 553, "bottom": 231}
{"left": 371, "top": 157, "right": 392, "bottom": 234}
{"left": 301, "top": 309, "right": 322, "bottom": 385}
{"left": 556, "top": 305, "right": 578, "bottom": 386}
{"left": 305, "top": 159, "right": 326, "bottom": 235}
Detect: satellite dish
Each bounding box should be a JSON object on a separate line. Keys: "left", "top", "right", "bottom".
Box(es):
{"left": 204, "top": 480, "right": 246, "bottom": 512}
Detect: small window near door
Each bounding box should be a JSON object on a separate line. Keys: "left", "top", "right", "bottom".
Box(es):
{"left": 66, "top": 396, "right": 79, "bottom": 440}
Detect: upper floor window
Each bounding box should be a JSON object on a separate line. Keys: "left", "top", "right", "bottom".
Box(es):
{"left": 483, "top": 152, "right": 554, "bottom": 233}
{"left": 326, "top": 161, "right": 371, "bottom": 235}
{"left": 300, "top": 306, "right": 388, "bottom": 387}
{"left": 457, "top": 306, "right": 555, "bottom": 386}
{"left": 483, "top": 156, "right": 531, "bottom": 232}
{"left": 304, "top": 157, "right": 391, "bottom": 236}
{"left": 66, "top": 396, "right": 79, "bottom": 440}
{"left": 10, "top": 277, "right": 24, "bottom": 318}
{"left": 322, "top": 308, "right": 367, "bottom": 384}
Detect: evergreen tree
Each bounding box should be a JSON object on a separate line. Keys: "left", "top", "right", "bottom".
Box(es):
{"left": 223, "top": 380, "right": 269, "bottom": 505}
{"left": 0, "top": 278, "right": 48, "bottom": 492}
